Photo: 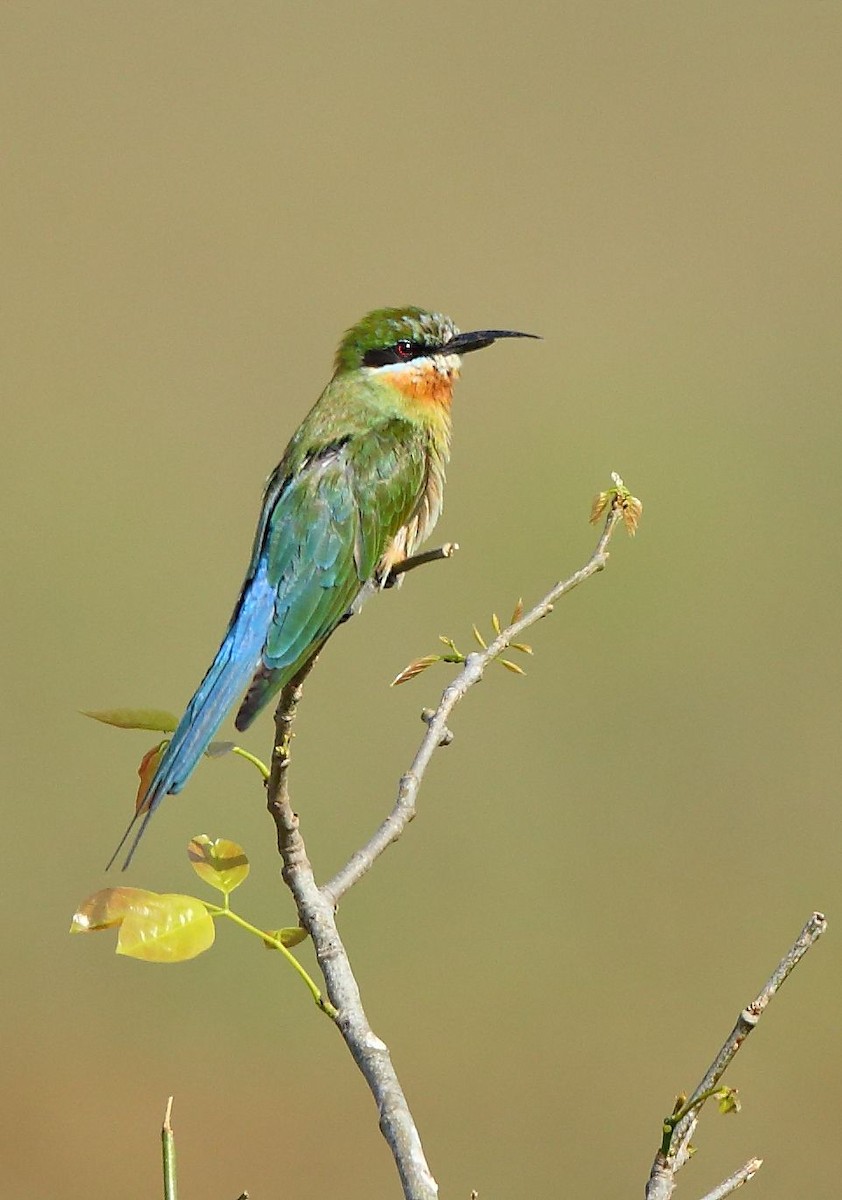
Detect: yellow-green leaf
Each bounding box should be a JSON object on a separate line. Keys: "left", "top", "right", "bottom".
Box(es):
{"left": 499, "top": 658, "right": 526, "bottom": 675}
{"left": 71, "top": 887, "right": 161, "bottom": 933}
{"left": 71, "top": 888, "right": 214, "bottom": 963}
{"left": 116, "top": 893, "right": 215, "bottom": 962}
{"left": 187, "top": 836, "right": 250, "bottom": 894}
{"left": 511, "top": 641, "right": 533, "bottom": 655}
{"left": 714, "top": 1087, "right": 741, "bottom": 1115}
{"left": 83, "top": 708, "right": 180, "bottom": 733}
{"left": 263, "top": 926, "right": 308, "bottom": 949}
{"left": 588, "top": 474, "right": 643, "bottom": 536}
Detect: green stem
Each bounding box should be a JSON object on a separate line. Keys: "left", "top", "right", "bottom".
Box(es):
{"left": 211, "top": 906, "right": 336, "bottom": 1018}
{"left": 660, "top": 1087, "right": 726, "bottom": 1156}
{"left": 230, "top": 746, "right": 270, "bottom": 779}
{"left": 162, "top": 1097, "right": 177, "bottom": 1200}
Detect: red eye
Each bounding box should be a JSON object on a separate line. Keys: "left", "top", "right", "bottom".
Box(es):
{"left": 395, "top": 340, "right": 414, "bottom": 360}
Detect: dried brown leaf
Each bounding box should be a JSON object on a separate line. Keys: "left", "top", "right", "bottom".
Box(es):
{"left": 590, "top": 491, "right": 611, "bottom": 524}
{"left": 390, "top": 655, "right": 441, "bottom": 687}
{"left": 621, "top": 494, "right": 644, "bottom": 536}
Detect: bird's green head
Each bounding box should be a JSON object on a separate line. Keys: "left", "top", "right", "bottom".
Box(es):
{"left": 334, "top": 307, "right": 539, "bottom": 377}
{"left": 334, "top": 308, "right": 457, "bottom": 375}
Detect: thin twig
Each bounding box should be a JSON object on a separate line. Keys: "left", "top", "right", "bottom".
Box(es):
{"left": 645, "top": 911, "right": 827, "bottom": 1200}
{"left": 697, "top": 1158, "right": 763, "bottom": 1200}
{"left": 162, "top": 1096, "right": 177, "bottom": 1200}
{"left": 385, "top": 541, "right": 459, "bottom": 587}
{"left": 323, "top": 504, "right": 623, "bottom": 904}
{"left": 672, "top": 911, "right": 826, "bottom": 1146}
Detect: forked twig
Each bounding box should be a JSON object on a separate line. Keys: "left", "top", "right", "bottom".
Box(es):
{"left": 645, "top": 911, "right": 827, "bottom": 1200}
{"left": 266, "top": 494, "right": 630, "bottom": 1200}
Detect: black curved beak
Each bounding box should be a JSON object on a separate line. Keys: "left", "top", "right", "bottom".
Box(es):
{"left": 437, "top": 329, "right": 541, "bottom": 356}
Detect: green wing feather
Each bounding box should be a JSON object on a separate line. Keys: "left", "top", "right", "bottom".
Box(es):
{"left": 234, "top": 422, "right": 427, "bottom": 729}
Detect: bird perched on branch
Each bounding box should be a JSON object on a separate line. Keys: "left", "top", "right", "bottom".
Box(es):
{"left": 109, "top": 306, "right": 538, "bottom": 868}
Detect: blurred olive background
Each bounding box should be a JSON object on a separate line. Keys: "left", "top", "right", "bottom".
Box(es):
{"left": 3, "top": 3, "right": 841, "bottom": 1197}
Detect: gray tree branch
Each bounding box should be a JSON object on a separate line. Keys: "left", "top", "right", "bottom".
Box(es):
{"left": 697, "top": 1158, "right": 763, "bottom": 1200}
{"left": 645, "top": 911, "right": 827, "bottom": 1200}
{"left": 323, "top": 500, "right": 626, "bottom": 905}
{"left": 267, "top": 689, "right": 437, "bottom": 1198}
{"left": 384, "top": 541, "right": 460, "bottom": 586}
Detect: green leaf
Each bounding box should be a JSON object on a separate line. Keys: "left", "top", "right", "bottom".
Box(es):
{"left": 187, "top": 836, "right": 250, "bottom": 894}
{"left": 264, "top": 926, "right": 309, "bottom": 949}
{"left": 589, "top": 472, "right": 643, "bottom": 536}
{"left": 83, "top": 708, "right": 180, "bottom": 733}
{"left": 714, "top": 1087, "right": 741, "bottom": 1115}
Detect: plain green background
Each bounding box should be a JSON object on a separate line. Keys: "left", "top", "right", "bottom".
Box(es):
{"left": 3, "top": 3, "right": 840, "bottom": 1196}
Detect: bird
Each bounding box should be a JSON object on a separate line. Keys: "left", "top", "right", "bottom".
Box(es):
{"left": 108, "top": 306, "right": 538, "bottom": 869}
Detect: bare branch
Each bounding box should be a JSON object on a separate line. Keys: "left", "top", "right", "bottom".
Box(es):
{"left": 385, "top": 541, "right": 460, "bottom": 587}
{"left": 645, "top": 911, "right": 827, "bottom": 1200}
{"left": 162, "top": 1096, "right": 177, "bottom": 1200}
{"left": 697, "top": 1158, "right": 763, "bottom": 1200}
{"left": 323, "top": 501, "right": 625, "bottom": 905}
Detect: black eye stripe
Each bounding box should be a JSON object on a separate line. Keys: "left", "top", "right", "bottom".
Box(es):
{"left": 362, "top": 340, "right": 427, "bottom": 368}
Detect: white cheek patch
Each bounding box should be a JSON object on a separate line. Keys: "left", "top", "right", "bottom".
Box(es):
{"left": 363, "top": 355, "right": 461, "bottom": 381}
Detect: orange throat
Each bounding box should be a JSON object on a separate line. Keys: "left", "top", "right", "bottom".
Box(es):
{"left": 385, "top": 359, "right": 459, "bottom": 410}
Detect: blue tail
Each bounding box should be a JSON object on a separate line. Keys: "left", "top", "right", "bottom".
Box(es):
{"left": 108, "top": 560, "right": 277, "bottom": 870}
